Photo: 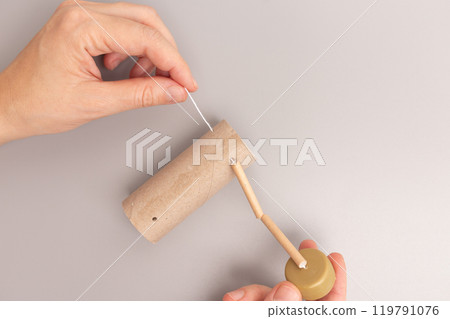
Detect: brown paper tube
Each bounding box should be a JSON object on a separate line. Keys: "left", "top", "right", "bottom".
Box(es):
{"left": 122, "top": 120, "right": 254, "bottom": 243}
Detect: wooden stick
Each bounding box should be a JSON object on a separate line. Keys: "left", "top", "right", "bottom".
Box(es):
{"left": 229, "top": 158, "right": 264, "bottom": 219}
{"left": 230, "top": 159, "right": 307, "bottom": 268}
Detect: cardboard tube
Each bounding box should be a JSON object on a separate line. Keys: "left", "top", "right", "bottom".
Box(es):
{"left": 122, "top": 120, "right": 254, "bottom": 243}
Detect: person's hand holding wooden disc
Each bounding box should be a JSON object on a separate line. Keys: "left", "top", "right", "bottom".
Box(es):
{"left": 223, "top": 239, "right": 347, "bottom": 301}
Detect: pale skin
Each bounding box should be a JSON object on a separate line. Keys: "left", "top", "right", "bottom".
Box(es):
{"left": 223, "top": 240, "right": 347, "bottom": 301}
{"left": 0, "top": 1, "right": 347, "bottom": 300}
{"left": 0, "top": 0, "right": 197, "bottom": 145}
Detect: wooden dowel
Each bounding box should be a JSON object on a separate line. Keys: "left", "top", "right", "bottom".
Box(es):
{"left": 260, "top": 214, "right": 307, "bottom": 268}
{"left": 230, "top": 158, "right": 264, "bottom": 219}
{"left": 230, "top": 159, "right": 307, "bottom": 268}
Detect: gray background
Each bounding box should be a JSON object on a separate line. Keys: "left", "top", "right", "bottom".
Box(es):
{"left": 1, "top": 0, "right": 449, "bottom": 300}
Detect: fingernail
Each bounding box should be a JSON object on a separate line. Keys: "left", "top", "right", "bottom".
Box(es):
{"left": 227, "top": 289, "right": 245, "bottom": 301}
{"left": 273, "top": 285, "right": 300, "bottom": 301}
{"left": 167, "top": 86, "right": 185, "bottom": 102}
{"left": 193, "top": 78, "right": 198, "bottom": 90}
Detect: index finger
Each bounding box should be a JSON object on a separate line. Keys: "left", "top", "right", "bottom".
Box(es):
{"left": 320, "top": 253, "right": 347, "bottom": 301}
{"left": 299, "top": 239, "right": 318, "bottom": 250}
{"left": 81, "top": 1, "right": 178, "bottom": 48}
{"left": 298, "top": 240, "right": 347, "bottom": 301}
{"left": 76, "top": 9, "right": 196, "bottom": 91}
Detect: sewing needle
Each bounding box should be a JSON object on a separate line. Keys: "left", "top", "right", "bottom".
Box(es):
{"left": 185, "top": 88, "right": 214, "bottom": 132}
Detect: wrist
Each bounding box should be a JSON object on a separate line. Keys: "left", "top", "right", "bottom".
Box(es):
{"left": 0, "top": 72, "right": 23, "bottom": 145}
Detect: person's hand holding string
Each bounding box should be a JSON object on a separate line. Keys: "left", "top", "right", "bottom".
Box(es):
{"left": 0, "top": 1, "right": 197, "bottom": 145}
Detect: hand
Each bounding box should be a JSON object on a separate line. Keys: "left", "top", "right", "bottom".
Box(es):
{"left": 0, "top": 0, "right": 197, "bottom": 145}
{"left": 223, "top": 240, "right": 347, "bottom": 301}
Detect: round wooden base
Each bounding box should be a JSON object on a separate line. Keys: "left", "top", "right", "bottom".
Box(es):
{"left": 285, "top": 248, "right": 336, "bottom": 300}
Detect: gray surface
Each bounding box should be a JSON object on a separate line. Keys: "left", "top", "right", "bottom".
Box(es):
{"left": 1, "top": 0, "right": 450, "bottom": 300}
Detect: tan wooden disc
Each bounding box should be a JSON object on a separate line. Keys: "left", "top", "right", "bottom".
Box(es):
{"left": 285, "top": 248, "right": 336, "bottom": 300}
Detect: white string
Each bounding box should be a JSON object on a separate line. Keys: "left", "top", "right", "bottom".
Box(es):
{"left": 73, "top": 0, "right": 375, "bottom": 301}
{"left": 72, "top": 0, "right": 206, "bottom": 127}
{"left": 251, "top": 177, "right": 376, "bottom": 301}
{"left": 76, "top": 178, "right": 200, "bottom": 300}
{"left": 250, "top": 0, "right": 379, "bottom": 126}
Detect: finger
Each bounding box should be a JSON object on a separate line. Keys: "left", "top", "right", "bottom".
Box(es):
{"left": 130, "top": 57, "right": 155, "bottom": 78}
{"left": 320, "top": 253, "right": 347, "bottom": 301}
{"left": 299, "top": 239, "right": 318, "bottom": 250}
{"left": 155, "top": 68, "right": 170, "bottom": 78}
{"left": 81, "top": 1, "right": 177, "bottom": 48}
{"left": 103, "top": 52, "right": 128, "bottom": 70}
{"left": 81, "top": 12, "right": 196, "bottom": 91}
{"left": 223, "top": 284, "right": 272, "bottom": 301}
{"left": 264, "top": 281, "right": 302, "bottom": 301}
{"left": 88, "top": 75, "right": 188, "bottom": 116}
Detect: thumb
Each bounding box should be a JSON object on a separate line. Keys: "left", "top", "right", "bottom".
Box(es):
{"left": 93, "top": 76, "right": 188, "bottom": 115}
{"left": 264, "top": 281, "right": 302, "bottom": 301}
{"left": 223, "top": 284, "right": 272, "bottom": 301}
